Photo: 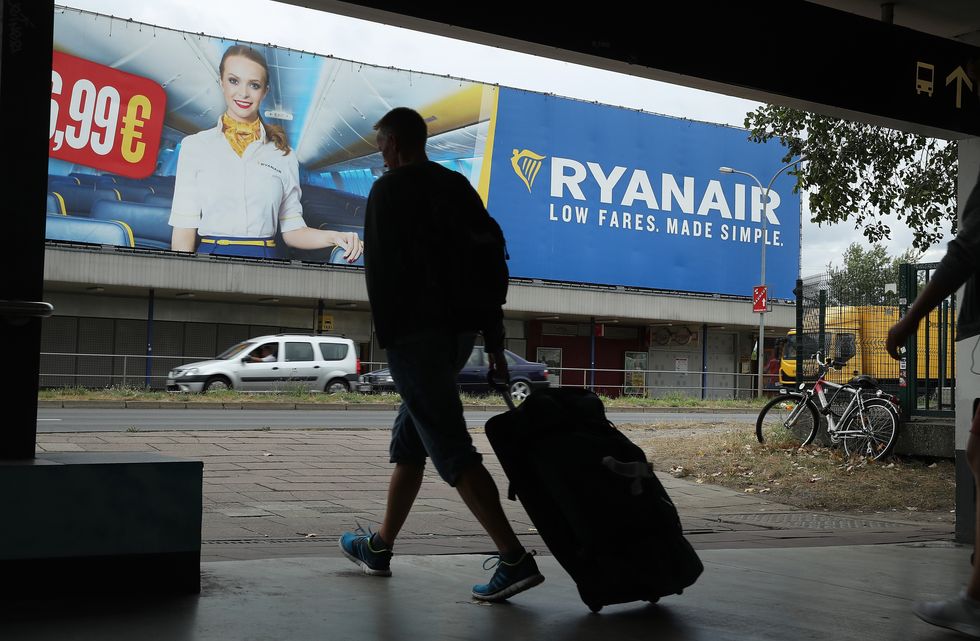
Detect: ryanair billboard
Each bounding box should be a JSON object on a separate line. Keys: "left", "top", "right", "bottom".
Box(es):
{"left": 48, "top": 9, "right": 798, "bottom": 298}
{"left": 484, "top": 88, "right": 800, "bottom": 298}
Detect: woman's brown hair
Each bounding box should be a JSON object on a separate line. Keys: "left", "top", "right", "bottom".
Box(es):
{"left": 219, "top": 45, "right": 290, "bottom": 155}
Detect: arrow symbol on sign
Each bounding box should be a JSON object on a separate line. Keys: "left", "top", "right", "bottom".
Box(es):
{"left": 946, "top": 66, "right": 974, "bottom": 109}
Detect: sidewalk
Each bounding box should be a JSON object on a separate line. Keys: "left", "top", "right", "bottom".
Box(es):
{"left": 7, "top": 426, "right": 959, "bottom": 641}
{"left": 34, "top": 427, "right": 953, "bottom": 559}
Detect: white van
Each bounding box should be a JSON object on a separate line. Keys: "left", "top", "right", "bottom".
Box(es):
{"left": 167, "top": 334, "right": 360, "bottom": 393}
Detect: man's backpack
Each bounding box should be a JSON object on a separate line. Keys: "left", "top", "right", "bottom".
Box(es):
{"left": 457, "top": 211, "right": 509, "bottom": 309}
{"left": 430, "top": 171, "right": 509, "bottom": 314}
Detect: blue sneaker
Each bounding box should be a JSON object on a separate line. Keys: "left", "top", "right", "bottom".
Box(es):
{"left": 339, "top": 526, "right": 392, "bottom": 577}
{"left": 472, "top": 550, "right": 545, "bottom": 602}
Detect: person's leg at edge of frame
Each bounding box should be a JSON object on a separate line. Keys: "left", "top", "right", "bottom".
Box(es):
{"left": 914, "top": 402, "right": 980, "bottom": 638}
{"left": 967, "top": 402, "right": 980, "bottom": 600}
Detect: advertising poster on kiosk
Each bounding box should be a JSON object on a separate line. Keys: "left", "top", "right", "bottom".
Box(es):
{"left": 47, "top": 8, "right": 799, "bottom": 297}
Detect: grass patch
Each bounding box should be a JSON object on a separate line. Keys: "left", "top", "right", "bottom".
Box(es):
{"left": 39, "top": 386, "right": 767, "bottom": 409}
{"left": 630, "top": 423, "right": 954, "bottom": 514}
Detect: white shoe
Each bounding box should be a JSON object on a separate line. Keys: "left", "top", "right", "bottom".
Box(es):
{"left": 914, "top": 590, "right": 980, "bottom": 638}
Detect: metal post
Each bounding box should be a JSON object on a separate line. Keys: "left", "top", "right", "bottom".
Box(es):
{"left": 818, "top": 290, "right": 827, "bottom": 362}
{"left": 900, "top": 263, "right": 917, "bottom": 419}
{"left": 719, "top": 159, "right": 803, "bottom": 399}
{"left": 589, "top": 316, "right": 596, "bottom": 391}
{"left": 701, "top": 323, "right": 708, "bottom": 400}
{"left": 145, "top": 288, "right": 155, "bottom": 389}
{"left": 939, "top": 300, "right": 947, "bottom": 410}
{"left": 795, "top": 279, "right": 804, "bottom": 389}
{"left": 758, "top": 189, "right": 768, "bottom": 399}
{"left": 925, "top": 268, "right": 933, "bottom": 410}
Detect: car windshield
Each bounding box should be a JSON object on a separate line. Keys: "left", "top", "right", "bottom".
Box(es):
{"left": 216, "top": 341, "right": 255, "bottom": 360}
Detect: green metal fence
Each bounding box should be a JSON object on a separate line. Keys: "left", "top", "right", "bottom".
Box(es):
{"left": 793, "top": 266, "right": 955, "bottom": 419}
{"left": 898, "top": 263, "right": 956, "bottom": 418}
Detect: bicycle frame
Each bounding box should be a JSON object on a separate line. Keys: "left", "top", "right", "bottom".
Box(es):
{"left": 783, "top": 353, "right": 897, "bottom": 444}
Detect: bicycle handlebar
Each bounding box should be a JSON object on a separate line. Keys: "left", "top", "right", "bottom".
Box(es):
{"left": 813, "top": 352, "right": 846, "bottom": 374}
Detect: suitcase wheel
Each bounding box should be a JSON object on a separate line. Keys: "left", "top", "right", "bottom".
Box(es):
{"left": 645, "top": 596, "right": 660, "bottom": 604}
{"left": 587, "top": 603, "right": 603, "bottom": 614}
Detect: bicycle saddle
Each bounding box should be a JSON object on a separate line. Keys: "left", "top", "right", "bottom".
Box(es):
{"left": 848, "top": 374, "right": 879, "bottom": 389}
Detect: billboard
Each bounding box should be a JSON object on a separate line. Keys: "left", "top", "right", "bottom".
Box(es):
{"left": 48, "top": 9, "right": 799, "bottom": 297}
{"left": 485, "top": 88, "right": 800, "bottom": 297}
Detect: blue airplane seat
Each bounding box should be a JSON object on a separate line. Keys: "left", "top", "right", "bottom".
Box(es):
{"left": 89, "top": 199, "right": 172, "bottom": 249}
{"left": 328, "top": 244, "right": 364, "bottom": 267}
{"left": 46, "top": 193, "right": 65, "bottom": 215}
{"left": 69, "top": 173, "right": 99, "bottom": 186}
{"left": 45, "top": 214, "right": 135, "bottom": 247}
{"left": 48, "top": 174, "right": 80, "bottom": 188}
{"left": 143, "top": 193, "right": 174, "bottom": 208}
{"left": 49, "top": 185, "right": 122, "bottom": 216}
{"left": 112, "top": 184, "right": 154, "bottom": 202}
{"left": 300, "top": 185, "right": 366, "bottom": 228}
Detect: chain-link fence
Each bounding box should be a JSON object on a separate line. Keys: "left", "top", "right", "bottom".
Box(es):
{"left": 793, "top": 267, "right": 955, "bottom": 418}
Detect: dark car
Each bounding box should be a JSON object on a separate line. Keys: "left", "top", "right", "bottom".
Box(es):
{"left": 358, "top": 346, "right": 550, "bottom": 402}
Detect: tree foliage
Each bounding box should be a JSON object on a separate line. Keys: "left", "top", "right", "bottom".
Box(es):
{"left": 826, "top": 242, "right": 921, "bottom": 305}
{"left": 744, "top": 106, "right": 957, "bottom": 251}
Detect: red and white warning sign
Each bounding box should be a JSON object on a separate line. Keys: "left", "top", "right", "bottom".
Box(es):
{"left": 752, "top": 285, "right": 768, "bottom": 313}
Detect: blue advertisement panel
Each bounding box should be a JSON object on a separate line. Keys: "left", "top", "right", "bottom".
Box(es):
{"left": 485, "top": 87, "right": 801, "bottom": 298}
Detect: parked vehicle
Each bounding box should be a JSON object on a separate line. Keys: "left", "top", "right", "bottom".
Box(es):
{"left": 778, "top": 305, "right": 954, "bottom": 388}
{"left": 167, "top": 334, "right": 360, "bottom": 393}
{"left": 358, "top": 346, "right": 550, "bottom": 402}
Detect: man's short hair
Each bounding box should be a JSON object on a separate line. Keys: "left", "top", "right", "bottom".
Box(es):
{"left": 374, "top": 107, "right": 428, "bottom": 150}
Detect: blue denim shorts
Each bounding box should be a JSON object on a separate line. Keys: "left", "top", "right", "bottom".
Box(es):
{"left": 386, "top": 331, "right": 482, "bottom": 486}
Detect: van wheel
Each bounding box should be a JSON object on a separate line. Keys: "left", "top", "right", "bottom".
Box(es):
{"left": 325, "top": 379, "right": 349, "bottom": 394}
{"left": 203, "top": 376, "right": 232, "bottom": 393}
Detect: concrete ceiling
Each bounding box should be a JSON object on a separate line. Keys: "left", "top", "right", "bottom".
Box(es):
{"left": 277, "top": 0, "right": 980, "bottom": 138}
{"left": 808, "top": 0, "right": 980, "bottom": 44}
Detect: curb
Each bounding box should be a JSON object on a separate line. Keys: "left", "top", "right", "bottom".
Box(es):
{"left": 38, "top": 399, "right": 759, "bottom": 414}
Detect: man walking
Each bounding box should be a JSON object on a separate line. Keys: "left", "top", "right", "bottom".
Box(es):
{"left": 339, "top": 107, "right": 544, "bottom": 602}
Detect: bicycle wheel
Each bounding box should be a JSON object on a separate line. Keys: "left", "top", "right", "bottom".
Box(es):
{"left": 841, "top": 398, "right": 898, "bottom": 462}
{"left": 756, "top": 393, "right": 819, "bottom": 447}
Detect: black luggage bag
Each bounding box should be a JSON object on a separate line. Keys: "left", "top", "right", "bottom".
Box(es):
{"left": 485, "top": 386, "right": 703, "bottom": 612}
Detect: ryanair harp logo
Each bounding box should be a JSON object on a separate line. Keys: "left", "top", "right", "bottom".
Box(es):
{"left": 511, "top": 148, "right": 546, "bottom": 193}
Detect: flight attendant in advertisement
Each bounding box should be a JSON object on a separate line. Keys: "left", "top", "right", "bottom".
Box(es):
{"left": 169, "top": 45, "right": 363, "bottom": 261}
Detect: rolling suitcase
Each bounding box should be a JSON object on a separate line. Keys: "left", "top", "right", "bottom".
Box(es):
{"left": 485, "top": 386, "right": 703, "bottom": 612}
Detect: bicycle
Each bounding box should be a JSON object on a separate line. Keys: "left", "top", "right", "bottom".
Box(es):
{"left": 755, "top": 352, "right": 900, "bottom": 461}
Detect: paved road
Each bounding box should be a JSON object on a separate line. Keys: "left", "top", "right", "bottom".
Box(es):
{"left": 34, "top": 408, "right": 757, "bottom": 432}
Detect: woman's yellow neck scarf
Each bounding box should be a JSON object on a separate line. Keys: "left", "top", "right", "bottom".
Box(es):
{"left": 222, "top": 113, "right": 261, "bottom": 156}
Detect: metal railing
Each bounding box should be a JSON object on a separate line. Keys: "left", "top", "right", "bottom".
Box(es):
{"left": 40, "top": 352, "right": 767, "bottom": 399}
{"left": 545, "top": 366, "right": 764, "bottom": 400}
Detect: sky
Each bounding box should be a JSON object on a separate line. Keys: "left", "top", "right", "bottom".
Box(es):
{"left": 64, "top": 0, "right": 954, "bottom": 277}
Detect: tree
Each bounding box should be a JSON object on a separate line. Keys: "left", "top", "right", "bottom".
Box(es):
{"left": 826, "top": 243, "right": 921, "bottom": 305}
{"left": 744, "top": 106, "right": 957, "bottom": 252}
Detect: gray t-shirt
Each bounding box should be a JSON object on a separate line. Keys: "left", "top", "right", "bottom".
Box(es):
{"left": 933, "top": 166, "right": 980, "bottom": 342}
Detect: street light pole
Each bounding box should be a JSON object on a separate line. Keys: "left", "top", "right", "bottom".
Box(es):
{"left": 720, "top": 158, "right": 804, "bottom": 398}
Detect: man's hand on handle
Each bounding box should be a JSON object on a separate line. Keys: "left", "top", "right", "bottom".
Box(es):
{"left": 886, "top": 317, "right": 915, "bottom": 360}
{"left": 487, "top": 350, "right": 510, "bottom": 388}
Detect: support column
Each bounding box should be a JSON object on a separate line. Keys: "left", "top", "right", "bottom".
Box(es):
{"left": 955, "top": 137, "right": 980, "bottom": 544}
{"left": 0, "top": 1, "right": 54, "bottom": 459}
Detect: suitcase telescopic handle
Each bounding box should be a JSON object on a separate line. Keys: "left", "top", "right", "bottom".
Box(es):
{"left": 486, "top": 371, "right": 516, "bottom": 411}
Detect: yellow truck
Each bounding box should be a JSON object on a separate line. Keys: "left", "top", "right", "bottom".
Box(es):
{"left": 778, "top": 305, "right": 954, "bottom": 387}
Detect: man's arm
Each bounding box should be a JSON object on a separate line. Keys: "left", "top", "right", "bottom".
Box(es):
{"left": 887, "top": 174, "right": 980, "bottom": 358}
